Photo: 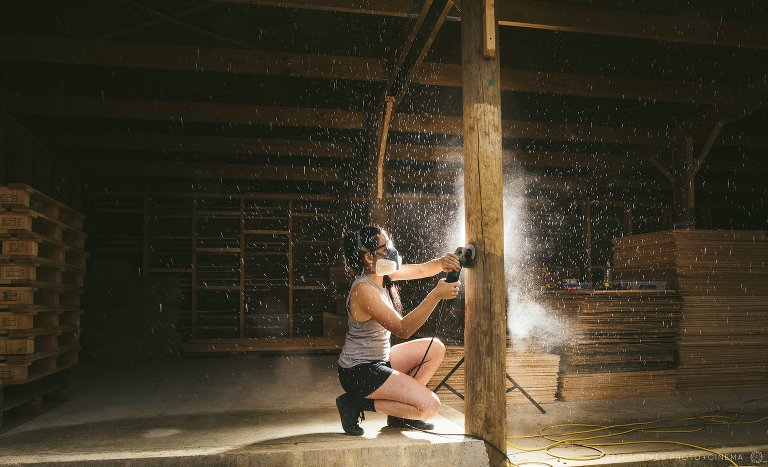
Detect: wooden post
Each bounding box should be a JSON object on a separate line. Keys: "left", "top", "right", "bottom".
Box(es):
{"left": 583, "top": 201, "right": 592, "bottom": 282}
{"left": 672, "top": 136, "right": 695, "bottom": 228}
{"left": 461, "top": 2, "right": 507, "bottom": 466}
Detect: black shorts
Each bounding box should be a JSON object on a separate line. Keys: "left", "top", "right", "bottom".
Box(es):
{"left": 337, "top": 360, "right": 394, "bottom": 398}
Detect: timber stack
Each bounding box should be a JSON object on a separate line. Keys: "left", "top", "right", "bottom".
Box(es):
{"left": 612, "top": 230, "right": 768, "bottom": 391}
{"left": 0, "top": 184, "right": 86, "bottom": 431}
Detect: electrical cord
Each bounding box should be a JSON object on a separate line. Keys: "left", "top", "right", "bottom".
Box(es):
{"left": 505, "top": 400, "right": 768, "bottom": 467}
{"left": 404, "top": 277, "right": 768, "bottom": 467}
{"left": 405, "top": 404, "right": 768, "bottom": 467}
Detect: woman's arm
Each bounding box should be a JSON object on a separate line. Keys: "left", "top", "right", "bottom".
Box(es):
{"left": 389, "top": 253, "right": 461, "bottom": 281}
{"left": 350, "top": 280, "right": 459, "bottom": 339}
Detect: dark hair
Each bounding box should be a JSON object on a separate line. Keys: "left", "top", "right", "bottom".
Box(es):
{"left": 342, "top": 225, "right": 403, "bottom": 312}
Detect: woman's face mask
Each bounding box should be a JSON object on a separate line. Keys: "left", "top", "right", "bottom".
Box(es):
{"left": 374, "top": 241, "right": 402, "bottom": 276}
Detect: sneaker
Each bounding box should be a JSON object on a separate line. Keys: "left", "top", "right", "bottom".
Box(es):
{"left": 336, "top": 394, "right": 365, "bottom": 436}
{"left": 386, "top": 415, "right": 435, "bottom": 431}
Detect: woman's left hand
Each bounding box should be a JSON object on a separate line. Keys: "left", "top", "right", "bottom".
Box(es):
{"left": 440, "top": 252, "right": 461, "bottom": 273}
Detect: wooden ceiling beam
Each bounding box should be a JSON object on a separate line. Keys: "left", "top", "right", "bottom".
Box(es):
{"left": 46, "top": 132, "right": 354, "bottom": 157}
{"left": 237, "top": 0, "right": 768, "bottom": 49}
{"left": 45, "top": 131, "right": 644, "bottom": 169}
{"left": 390, "top": 113, "right": 668, "bottom": 145}
{"left": 2, "top": 94, "right": 366, "bottom": 129}
{"left": 4, "top": 94, "right": 663, "bottom": 145}
{"left": 0, "top": 36, "right": 735, "bottom": 105}
{"left": 0, "top": 36, "right": 388, "bottom": 81}
{"left": 387, "top": 144, "right": 648, "bottom": 169}
{"left": 75, "top": 160, "right": 340, "bottom": 181}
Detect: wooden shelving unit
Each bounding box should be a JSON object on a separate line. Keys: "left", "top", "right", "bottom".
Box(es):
{"left": 89, "top": 191, "right": 344, "bottom": 353}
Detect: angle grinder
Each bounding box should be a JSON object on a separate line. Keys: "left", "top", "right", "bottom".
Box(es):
{"left": 446, "top": 244, "right": 476, "bottom": 282}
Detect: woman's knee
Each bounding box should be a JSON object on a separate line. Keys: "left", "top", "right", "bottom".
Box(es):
{"left": 431, "top": 338, "right": 446, "bottom": 362}
{"left": 423, "top": 392, "right": 441, "bottom": 418}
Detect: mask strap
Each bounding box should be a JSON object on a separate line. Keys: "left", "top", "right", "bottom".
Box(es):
{"left": 355, "top": 230, "right": 369, "bottom": 254}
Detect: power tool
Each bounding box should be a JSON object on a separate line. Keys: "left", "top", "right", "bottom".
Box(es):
{"left": 446, "top": 244, "right": 475, "bottom": 283}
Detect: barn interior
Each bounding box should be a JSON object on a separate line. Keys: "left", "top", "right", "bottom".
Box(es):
{"left": 0, "top": 1, "right": 767, "bottom": 466}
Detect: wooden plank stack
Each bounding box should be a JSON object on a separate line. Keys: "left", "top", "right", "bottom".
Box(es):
{"left": 612, "top": 230, "right": 768, "bottom": 391}
{"left": 428, "top": 346, "right": 560, "bottom": 408}
{"left": 0, "top": 184, "right": 86, "bottom": 431}
{"left": 541, "top": 290, "right": 682, "bottom": 401}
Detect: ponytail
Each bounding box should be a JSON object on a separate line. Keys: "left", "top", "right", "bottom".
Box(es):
{"left": 342, "top": 225, "right": 403, "bottom": 313}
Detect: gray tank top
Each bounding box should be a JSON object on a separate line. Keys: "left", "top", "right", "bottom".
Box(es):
{"left": 337, "top": 275, "right": 393, "bottom": 368}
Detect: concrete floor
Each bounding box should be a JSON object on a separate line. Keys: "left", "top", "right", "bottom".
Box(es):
{"left": 0, "top": 355, "right": 766, "bottom": 466}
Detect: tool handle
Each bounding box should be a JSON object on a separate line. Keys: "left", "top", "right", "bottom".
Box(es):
{"left": 446, "top": 269, "right": 461, "bottom": 283}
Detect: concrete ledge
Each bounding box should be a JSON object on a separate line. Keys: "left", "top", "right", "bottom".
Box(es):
{"left": 1, "top": 433, "right": 489, "bottom": 467}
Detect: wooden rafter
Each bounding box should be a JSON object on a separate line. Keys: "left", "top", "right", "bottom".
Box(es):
{"left": 382, "top": 0, "right": 453, "bottom": 105}
{"left": 391, "top": 113, "right": 668, "bottom": 145}
{"left": 46, "top": 132, "right": 353, "bottom": 157}
{"left": 43, "top": 130, "right": 645, "bottom": 170}
{"left": 0, "top": 36, "right": 736, "bottom": 105}
{"left": 8, "top": 95, "right": 766, "bottom": 150}
{"left": 0, "top": 36, "right": 387, "bottom": 80}
{"left": 76, "top": 161, "right": 340, "bottom": 181}
{"left": 375, "top": 97, "right": 395, "bottom": 199}
{"left": 2, "top": 94, "right": 366, "bottom": 128}
{"left": 236, "top": 0, "right": 768, "bottom": 49}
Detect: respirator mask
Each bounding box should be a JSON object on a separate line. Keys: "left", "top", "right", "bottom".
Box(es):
{"left": 356, "top": 230, "right": 402, "bottom": 276}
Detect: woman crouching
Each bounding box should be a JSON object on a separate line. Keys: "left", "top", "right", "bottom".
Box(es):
{"left": 336, "top": 225, "right": 461, "bottom": 435}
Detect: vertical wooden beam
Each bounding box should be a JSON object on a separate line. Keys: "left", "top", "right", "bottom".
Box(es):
{"left": 191, "top": 199, "right": 199, "bottom": 338}
{"left": 583, "top": 201, "right": 592, "bottom": 282}
{"left": 239, "top": 196, "right": 245, "bottom": 339}
{"left": 142, "top": 194, "right": 150, "bottom": 274}
{"left": 376, "top": 97, "right": 395, "bottom": 201}
{"left": 483, "top": 0, "right": 497, "bottom": 58}
{"left": 461, "top": 2, "right": 507, "bottom": 466}
{"left": 672, "top": 136, "right": 695, "bottom": 228}
{"left": 623, "top": 204, "right": 633, "bottom": 236}
{"left": 0, "top": 115, "right": 8, "bottom": 185}
{"left": 288, "top": 199, "right": 294, "bottom": 337}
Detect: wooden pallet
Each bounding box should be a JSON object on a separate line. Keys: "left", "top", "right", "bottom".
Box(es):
{"left": 0, "top": 232, "right": 88, "bottom": 270}
{"left": 558, "top": 369, "right": 677, "bottom": 401}
{"left": 428, "top": 346, "right": 560, "bottom": 406}
{"left": 0, "top": 370, "right": 70, "bottom": 433}
{"left": 542, "top": 291, "right": 682, "bottom": 370}
{"left": 0, "top": 344, "right": 80, "bottom": 385}
{"left": 0, "top": 184, "right": 84, "bottom": 231}
{"left": 0, "top": 209, "right": 87, "bottom": 249}
{"left": 0, "top": 263, "right": 84, "bottom": 288}
{"left": 612, "top": 229, "right": 768, "bottom": 391}
{"left": 0, "top": 325, "right": 79, "bottom": 355}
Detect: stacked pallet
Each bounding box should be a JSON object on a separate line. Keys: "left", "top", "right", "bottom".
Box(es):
{"left": 0, "top": 184, "right": 86, "bottom": 431}
{"left": 541, "top": 290, "right": 682, "bottom": 400}
{"left": 428, "top": 346, "right": 560, "bottom": 408}
{"left": 558, "top": 369, "right": 677, "bottom": 400}
{"left": 612, "top": 230, "right": 768, "bottom": 391}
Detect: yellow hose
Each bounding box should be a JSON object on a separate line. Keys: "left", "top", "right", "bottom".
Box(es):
{"left": 505, "top": 401, "right": 768, "bottom": 467}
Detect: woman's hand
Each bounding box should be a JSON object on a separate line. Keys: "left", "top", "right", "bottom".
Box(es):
{"left": 440, "top": 252, "right": 461, "bottom": 273}
{"left": 431, "top": 278, "right": 461, "bottom": 300}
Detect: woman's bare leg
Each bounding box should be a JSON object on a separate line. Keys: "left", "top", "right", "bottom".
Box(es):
{"left": 365, "top": 370, "right": 441, "bottom": 420}
{"left": 390, "top": 337, "right": 446, "bottom": 385}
